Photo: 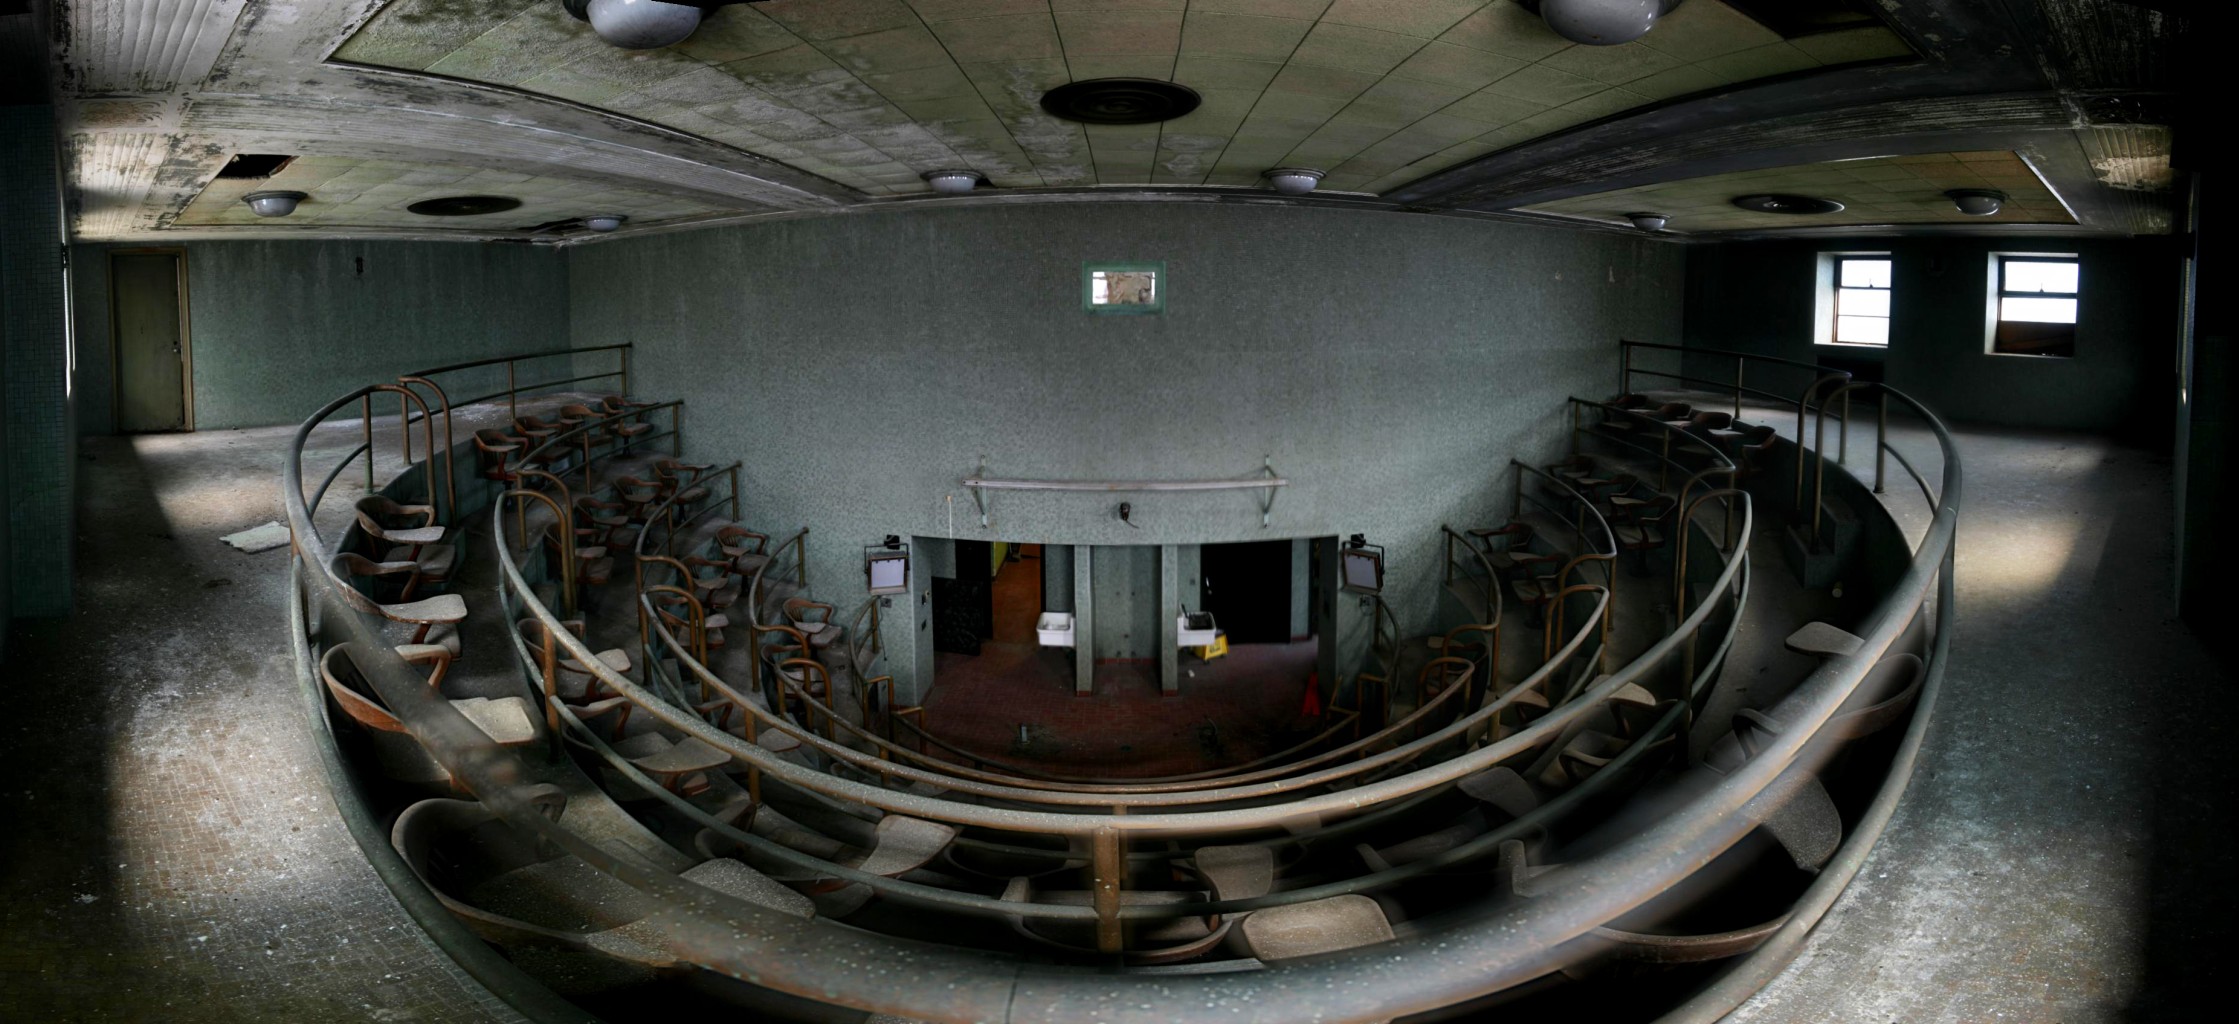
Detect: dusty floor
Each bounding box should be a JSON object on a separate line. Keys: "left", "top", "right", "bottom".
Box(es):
{"left": 1, "top": 406, "right": 2229, "bottom": 1022}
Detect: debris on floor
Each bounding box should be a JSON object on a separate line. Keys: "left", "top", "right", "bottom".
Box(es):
{"left": 221, "top": 521, "right": 290, "bottom": 554}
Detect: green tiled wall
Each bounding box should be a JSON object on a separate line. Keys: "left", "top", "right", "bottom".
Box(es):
{"left": 2, "top": 106, "right": 71, "bottom": 621}
{"left": 569, "top": 201, "right": 1686, "bottom": 695}
{"left": 74, "top": 240, "right": 572, "bottom": 432}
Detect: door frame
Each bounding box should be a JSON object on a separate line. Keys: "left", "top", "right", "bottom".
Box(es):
{"left": 109, "top": 247, "right": 194, "bottom": 433}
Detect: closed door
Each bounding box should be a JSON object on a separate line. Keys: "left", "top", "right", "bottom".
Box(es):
{"left": 113, "top": 252, "right": 189, "bottom": 432}
{"left": 1200, "top": 540, "right": 1294, "bottom": 645}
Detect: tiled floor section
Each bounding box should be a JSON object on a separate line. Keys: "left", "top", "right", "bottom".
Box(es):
{"left": 924, "top": 639, "right": 1319, "bottom": 779}
{"left": 0, "top": 406, "right": 570, "bottom": 1022}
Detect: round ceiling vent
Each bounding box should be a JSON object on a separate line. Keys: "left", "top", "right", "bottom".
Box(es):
{"left": 407, "top": 195, "right": 525, "bottom": 217}
{"left": 1730, "top": 193, "right": 1846, "bottom": 215}
{"left": 1039, "top": 78, "right": 1202, "bottom": 125}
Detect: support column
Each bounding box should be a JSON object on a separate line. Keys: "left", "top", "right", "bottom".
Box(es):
{"left": 1159, "top": 544, "right": 1180, "bottom": 695}
{"left": 1073, "top": 545, "right": 1095, "bottom": 695}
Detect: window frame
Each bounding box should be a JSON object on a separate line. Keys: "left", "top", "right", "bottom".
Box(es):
{"left": 1985, "top": 252, "right": 2080, "bottom": 359}
{"left": 1814, "top": 251, "right": 1894, "bottom": 349}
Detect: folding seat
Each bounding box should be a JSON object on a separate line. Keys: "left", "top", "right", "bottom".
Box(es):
{"left": 351, "top": 496, "right": 457, "bottom": 592}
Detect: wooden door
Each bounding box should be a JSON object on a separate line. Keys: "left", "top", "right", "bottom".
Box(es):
{"left": 112, "top": 252, "right": 190, "bottom": 432}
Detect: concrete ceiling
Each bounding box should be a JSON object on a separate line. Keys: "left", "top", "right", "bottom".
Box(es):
{"left": 1521, "top": 150, "right": 2078, "bottom": 232}
{"left": 31, "top": 1, "right": 2186, "bottom": 243}
{"left": 336, "top": 0, "right": 1909, "bottom": 195}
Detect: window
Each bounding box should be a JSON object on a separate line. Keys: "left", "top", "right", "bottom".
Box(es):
{"left": 1828, "top": 256, "right": 1892, "bottom": 346}
{"left": 1991, "top": 255, "right": 2078, "bottom": 357}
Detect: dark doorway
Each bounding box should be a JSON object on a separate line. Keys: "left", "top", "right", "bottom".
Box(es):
{"left": 112, "top": 250, "right": 191, "bottom": 432}
{"left": 990, "top": 543, "right": 1043, "bottom": 645}
{"left": 1200, "top": 540, "right": 1293, "bottom": 645}
{"left": 933, "top": 540, "right": 994, "bottom": 655}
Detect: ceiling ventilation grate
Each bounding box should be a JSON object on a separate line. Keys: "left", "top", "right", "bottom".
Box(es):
{"left": 407, "top": 195, "right": 525, "bottom": 217}
{"left": 1039, "top": 78, "right": 1202, "bottom": 125}
{"left": 216, "top": 154, "right": 296, "bottom": 179}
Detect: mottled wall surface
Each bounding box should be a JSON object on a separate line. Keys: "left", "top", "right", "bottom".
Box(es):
{"left": 569, "top": 202, "right": 1685, "bottom": 695}
{"left": 1684, "top": 237, "right": 2179, "bottom": 442}
{"left": 2, "top": 105, "right": 71, "bottom": 622}
{"left": 74, "top": 240, "right": 570, "bottom": 432}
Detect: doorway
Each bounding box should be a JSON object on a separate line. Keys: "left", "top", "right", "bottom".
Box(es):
{"left": 931, "top": 539, "right": 992, "bottom": 656}
{"left": 1200, "top": 540, "right": 1294, "bottom": 645}
{"left": 111, "top": 250, "right": 191, "bottom": 432}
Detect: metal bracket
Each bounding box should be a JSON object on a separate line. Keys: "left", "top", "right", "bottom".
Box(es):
{"left": 963, "top": 457, "right": 1287, "bottom": 528}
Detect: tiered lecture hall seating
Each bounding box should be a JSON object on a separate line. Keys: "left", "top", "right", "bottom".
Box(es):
{"left": 289, "top": 341, "right": 1949, "bottom": 1023}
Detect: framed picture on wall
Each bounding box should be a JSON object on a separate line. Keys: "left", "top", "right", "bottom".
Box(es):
{"left": 1083, "top": 262, "right": 1164, "bottom": 314}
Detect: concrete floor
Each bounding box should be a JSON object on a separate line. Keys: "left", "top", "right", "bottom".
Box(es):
{"left": 0, "top": 417, "right": 526, "bottom": 1022}
{"left": 1, "top": 411, "right": 2228, "bottom": 1022}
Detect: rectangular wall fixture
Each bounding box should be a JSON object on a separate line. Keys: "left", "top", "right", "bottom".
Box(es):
{"left": 1083, "top": 261, "right": 1164, "bottom": 315}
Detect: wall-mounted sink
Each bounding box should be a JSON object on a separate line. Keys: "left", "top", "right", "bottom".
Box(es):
{"left": 1036, "top": 612, "right": 1076, "bottom": 648}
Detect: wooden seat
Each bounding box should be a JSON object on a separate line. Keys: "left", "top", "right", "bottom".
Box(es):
{"left": 1610, "top": 494, "right": 1676, "bottom": 574}
{"left": 1468, "top": 521, "right": 1534, "bottom": 573}
{"left": 512, "top": 415, "right": 559, "bottom": 442}
{"left": 473, "top": 428, "right": 523, "bottom": 483}
{"left": 319, "top": 644, "right": 537, "bottom": 785}
{"left": 1507, "top": 550, "right": 1569, "bottom": 627}
{"left": 332, "top": 554, "right": 466, "bottom": 651}
{"left": 783, "top": 597, "right": 843, "bottom": 651}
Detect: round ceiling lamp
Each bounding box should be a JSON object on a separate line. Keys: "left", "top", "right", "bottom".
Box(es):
{"left": 1730, "top": 193, "right": 1846, "bottom": 215}
{"left": 1539, "top": 0, "right": 1685, "bottom": 47}
{"left": 1262, "top": 168, "right": 1324, "bottom": 195}
{"left": 571, "top": 0, "right": 704, "bottom": 50}
{"left": 921, "top": 169, "right": 986, "bottom": 194}
{"left": 1625, "top": 212, "right": 1669, "bottom": 232}
{"left": 406, "top": 195, "right": 525, "bottom": 217}
{"left": 242, "top": 190, "right": 307, "bottom": 217}
{"left": 1039, "top": 78, "right": 1202, "bottom": 125}
{"left": 584, "top": 214, "right": 628, "bottom": 232}
{"left": 1946, "top": 188, "right": 2007, "bottom": 216}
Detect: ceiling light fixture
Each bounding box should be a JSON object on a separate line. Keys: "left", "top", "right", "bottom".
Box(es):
{"left": 921, "top": 169, "right": 985, "bottom": 194}
{"left": 242, "top": 190, "right": 307, "bottom": 217}
{"left": 1262, "top": 168, "right": 1324, "bottom": 195}
{"left": 584, "top": 214, "right": 628, "bottom": 232}
{"left": 568, "top": 0, "right": 705, "bottom": 50}
{"left": 1731, "top": 193, "right": 1846, "bottom": 215}
{"left": 1625, "top": 212, "right": 1669, "bottom": 232}
{"left": 1945, "top": 188, "right": 2007, "bottom": 216}
{"left": 1538, "top": 0, "right": 1686, "bottom": 46}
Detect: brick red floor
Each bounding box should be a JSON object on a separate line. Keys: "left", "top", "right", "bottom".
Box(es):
{"left": 923, "top": 637, "right": 1320, "bottom": 778}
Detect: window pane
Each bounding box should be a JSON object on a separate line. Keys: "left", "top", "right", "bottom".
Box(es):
{"left": 2004, "top": 260, "right": 2078, "bottom": 295}
{"left": 1840, "top": 259, "right": 1892, "bottom": 289}
{"left": 1835, "top": 315, "right": 1889, "bottom": 345}
{"left": 1837, "top": 287, "right": 1889, "bottom": 318}
{"left": 2000, "top": 296, "right": 2077, "bottom": 324}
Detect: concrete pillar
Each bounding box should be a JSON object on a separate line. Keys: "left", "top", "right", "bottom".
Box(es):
{"left": 1159, "top": 544, "right": 1180, "bottom": 694}
{"left": 1073, "top": 545, "right": 1094, "bottom": 695}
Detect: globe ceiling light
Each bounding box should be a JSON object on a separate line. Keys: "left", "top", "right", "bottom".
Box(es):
{"left": 1946, "top": 188, "right": 2007, "bottom": 216}
{"left": 584, "top": 214, "right": 628, "bottom": 232}
{"left": 1262, "top": 167, "right": 1325, "bottom": 195}
{"left": 1625, "top": 212, "right": 1669, "bottom": 232}
{"left": 1540, "top": 0, "right": 1684, "bottom": 46}
{"left": 921, "top": 169, "right": 985, "bottom": 194}
{"left": 583, "top": 0, "right": 703, "bottom": 50}
{"left": 241, "top": 190, "right": 307, "bottom": 217}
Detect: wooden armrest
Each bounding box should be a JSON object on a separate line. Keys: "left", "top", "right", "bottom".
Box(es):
{"left": 383, "top": 524, "right": 446, "bottom": 545}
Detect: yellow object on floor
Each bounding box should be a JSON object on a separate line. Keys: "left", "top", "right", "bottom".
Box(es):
{"left": 1195, "top": 632, "right": 1228, "bottom": 661}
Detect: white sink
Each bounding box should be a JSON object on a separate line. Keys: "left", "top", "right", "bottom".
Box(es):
{"left": 1036, "top": 611, "right": 1076, "bottom": 648}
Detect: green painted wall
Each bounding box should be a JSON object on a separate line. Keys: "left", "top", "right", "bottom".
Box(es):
{"left": 569, "top": 202, "right": 1685, "bottom": 697}
{"left": 1683, "top": 236, "right": 2180, "bottom": 443}
{"left": 73, "top": 240, "right": 570, "bottom": 432}
{"left": 3, "top": 104, "right": 71, "bottom": 624}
